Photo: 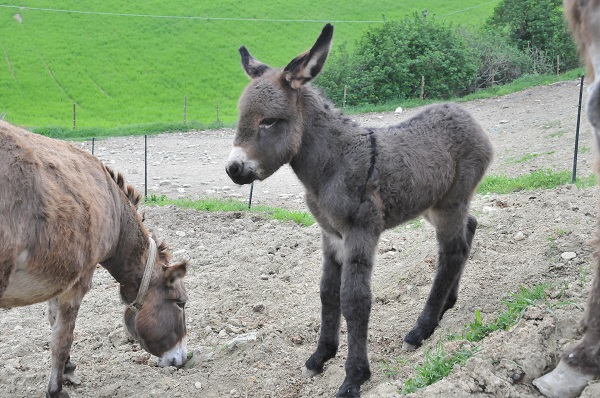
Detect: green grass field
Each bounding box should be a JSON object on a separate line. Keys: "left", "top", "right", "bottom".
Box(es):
{"left": 0, "top": 1, "right": 499, "bottom": 129}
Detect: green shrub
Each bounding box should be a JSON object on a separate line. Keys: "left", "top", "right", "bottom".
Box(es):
{"left": 316, "top": 14, "right": 479, "bottom": 106}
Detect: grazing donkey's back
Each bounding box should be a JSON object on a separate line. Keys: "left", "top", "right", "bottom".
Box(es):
{"left": 226, "top": 24, "right": 492, "bottom": 397}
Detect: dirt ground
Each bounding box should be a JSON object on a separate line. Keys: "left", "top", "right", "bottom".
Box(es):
{"left": 3, "top": 79, "right": 600, "bottom": 397}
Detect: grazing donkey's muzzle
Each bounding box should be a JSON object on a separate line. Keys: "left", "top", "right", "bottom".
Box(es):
{"left": 226, "top": 146, "right": 258, "bottom": 185}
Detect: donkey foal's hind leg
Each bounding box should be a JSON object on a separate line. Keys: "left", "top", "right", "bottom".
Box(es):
{"left": 403, "top": 211, "right": 474, "bottom": 350}
{"left": 304, "top": 233, "right": 343, "bottom": 377}
{"left": 440, "top": 215, "right": 478, "bottom": 319}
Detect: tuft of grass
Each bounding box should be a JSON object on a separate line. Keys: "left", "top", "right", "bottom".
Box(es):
{"left": 506, "top": 151, "right": 555, "bottom": 164}
{"left": 380, "top": 357, "right": 409, "bottom": 379}
{"left": 478, "top": 169, "right": 597, "bottom": 194}
{"left": 144, "top": 195, "right": 316, "bottom": 226}
{"left": 401, "top": 343, "right": 478, "bottom": 394}
{"left": 543, "top": 120, "right": 562, "bottom": 130}
{"left": 457, "top": 284, "right": 550, "bottom": 343}
{"left": 579, "top": 266, "right": 590, "bottom": 287}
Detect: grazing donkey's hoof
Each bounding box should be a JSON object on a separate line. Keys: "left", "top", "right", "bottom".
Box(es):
{"left": 533, "top": 360, "right": 595, "bottom": 398}
{"left": 63, "top": 361, "right": 81, "bottom": 385}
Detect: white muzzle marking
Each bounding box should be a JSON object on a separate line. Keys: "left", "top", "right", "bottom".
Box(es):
{"left": 227, "top": 146, "right": 261, "bottom": 179}
{"left": 157, "top": 336, "right": 188, "bottom": 367}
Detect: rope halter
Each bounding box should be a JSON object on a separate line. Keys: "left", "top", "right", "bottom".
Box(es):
{"left": 122, "top": 237, "right": 157, "bottom": 313}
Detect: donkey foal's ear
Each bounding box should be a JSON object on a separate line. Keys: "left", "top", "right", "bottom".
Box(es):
{"left": 239, "top": 46, "right": 271, "bottom": 79}
{"left": 283, "top": 23, "right": 334, "bottom": 89}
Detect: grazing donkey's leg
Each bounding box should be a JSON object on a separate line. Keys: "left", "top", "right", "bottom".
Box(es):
{"left": 403, "top": 207, "right": 474, "bottom": 350}
{"left": 46, "top": 272, "right": 92, "bottom": 398}
{"left": 304, "top": 232, "right": 343, "bottom": 376}
{"left": 48, "top": 299, "right": 82, "bottom": 387}
{"left": 47, "top": 297, "right": 81, "bottom": 398}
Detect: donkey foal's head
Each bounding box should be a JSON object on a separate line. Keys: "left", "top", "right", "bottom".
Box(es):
{"left": 226, "top": 24, "right": 334, "bottom": 185}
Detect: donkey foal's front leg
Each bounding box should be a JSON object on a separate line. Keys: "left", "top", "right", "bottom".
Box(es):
{"left": 304, "top": 235, "right": 343, "bottom": 377}
{"left": 336, "top": 232, "right": 376, "bottom": 397}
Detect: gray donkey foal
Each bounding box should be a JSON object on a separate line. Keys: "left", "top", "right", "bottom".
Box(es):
{"left": 226, "top": 24, "right": 493, "bottom": 397}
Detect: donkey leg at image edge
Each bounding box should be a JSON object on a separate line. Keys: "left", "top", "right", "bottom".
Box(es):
{"left": 532, "top": 261, "right": 600, "bottom": 398}
{"left": 533, "top": 1, "right": 600, "bottom": 396}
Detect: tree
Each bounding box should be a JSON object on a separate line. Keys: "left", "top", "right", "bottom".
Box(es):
{"left": 486, "top": 0, "right": 578, "bottom": 71}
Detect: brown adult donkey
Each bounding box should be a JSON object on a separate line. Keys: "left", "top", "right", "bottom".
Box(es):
{"left": 226, "top": 24, "right": 493, "bottom": 397}
{"left": 0, "top": 121, "right": 188, "bottom": 398}
{"left": 534, "top": 1, "right": 600, "bottom": 397}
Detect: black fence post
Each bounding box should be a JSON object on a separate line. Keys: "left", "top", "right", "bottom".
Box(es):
{"left": 572, "top": 75, "right": 585, "bottom": 184}
{"left": 144, "top": 135, "right": 148, "bottom": 200}
{"left": 248, "top": 182, "right": 254, "bottom": 209}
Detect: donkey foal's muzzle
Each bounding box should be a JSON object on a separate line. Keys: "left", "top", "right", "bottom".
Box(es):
{"left": 226, "top": 146, "right": 258, "bottom": 185}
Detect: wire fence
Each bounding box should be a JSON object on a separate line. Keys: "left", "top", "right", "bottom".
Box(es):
{"left": 83, "top": 74, "right": 587, "bottom": 212}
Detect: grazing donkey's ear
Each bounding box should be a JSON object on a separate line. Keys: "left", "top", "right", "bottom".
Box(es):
{"left": 163, "top": 260, "right": 188, "bottom": 286}
{"left": 283, "top": 23, "right": 334, "bottom": 89}
{"left": 239, "top": 46, "right": 271, "bottom": 79}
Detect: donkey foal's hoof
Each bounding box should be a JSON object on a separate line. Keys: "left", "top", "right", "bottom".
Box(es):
{"left": 533, "top": 360, "right": 595, "bottom": 398}
{"left": 302, "top": 365, "right": 320, "bottom": 378}
{"left": 337, "top": 385, "right": 360, "bottom": 397}
{"left": 402, "top": 341, "right": 419, "bottom": 351}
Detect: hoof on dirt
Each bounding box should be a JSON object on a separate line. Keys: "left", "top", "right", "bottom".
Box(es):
{"left": 533, "top": 360, "right": 595, "bottom": 398}
{"left": 337, "top": 386, "right": 360, "bottom": 397}
{"left": 63, "top": 371, "right": 81, "bottom": 386}
{"left": 402, "top": 341, "right": 418, "bottom": 351}
{"left": 302, "top": 365, "right": 319, "bottom": 378}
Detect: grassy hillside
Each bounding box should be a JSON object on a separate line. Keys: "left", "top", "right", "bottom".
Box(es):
{"left": 0, "top": 1, "right": 499, "bottom": 129}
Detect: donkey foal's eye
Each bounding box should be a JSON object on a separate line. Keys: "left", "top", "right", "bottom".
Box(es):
{"left": 176, "top": 301, "right": 186, "bottom": 309}
{"left": 259, "top": 118, "right": 278, "bottom": 128}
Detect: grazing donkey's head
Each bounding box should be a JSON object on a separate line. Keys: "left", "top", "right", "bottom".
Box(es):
{"left": 226, "top": 24, "right": 334, "bottom": 185}
{"left": 123, "top": 239, "right": 189, "bottom": 367}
